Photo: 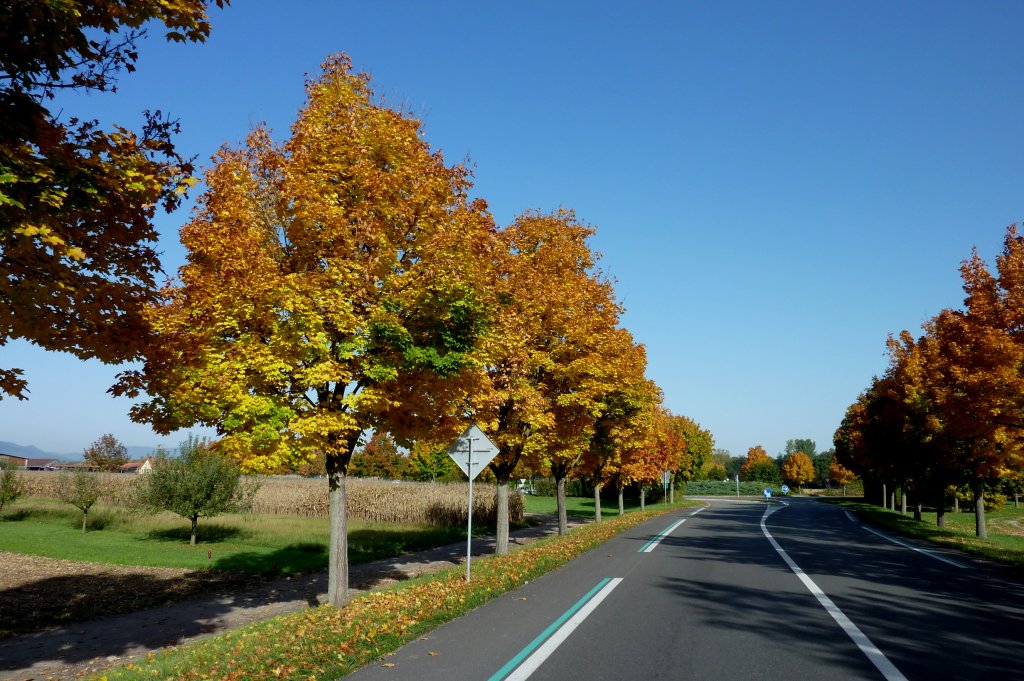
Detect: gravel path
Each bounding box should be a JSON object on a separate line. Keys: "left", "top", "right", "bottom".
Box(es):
{"left": 0, "top": 517, "right": 580, "bottom": 681}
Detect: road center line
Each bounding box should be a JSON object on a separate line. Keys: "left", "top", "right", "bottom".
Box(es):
{"left": 760, "top": 505, "right": 908, "bottom": 681}
{"left": 489, "top": 577, "right": 623, "bottom": 681}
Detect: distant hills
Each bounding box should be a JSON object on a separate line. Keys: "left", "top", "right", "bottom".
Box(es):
{"left": 0, "top": 441, "right": 162, "bottom": 461}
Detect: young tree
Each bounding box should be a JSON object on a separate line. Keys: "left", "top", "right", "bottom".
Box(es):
{"left": 0, "top": 0, "right": 226, "bottom": 400}
{"left": 115, "top": 55, "right": 494, "bottom": 606}
{"left": 83, "top": 433, "right": 130, "bottom": 471}
{"left": 136, "top": 436, "right": 253, "bottom": 546}
{"left": 781, "top": 451, "right": 815, "bottom": 490}
{"left": 0, "top": 459, "right": 25, "bottom": 512}
{"left": 56, "top": 468, "right": 103, "bottom": 532}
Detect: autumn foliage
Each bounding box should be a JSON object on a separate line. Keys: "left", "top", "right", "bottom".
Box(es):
{"left": 836, "top": 224, "right": 1024, "bottom": 536}
{"left": 0, "top": 0, "right": 225, "bottom": 400}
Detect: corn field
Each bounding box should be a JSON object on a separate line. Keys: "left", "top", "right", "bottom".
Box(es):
{"left": 18, "top": 472, "right": 523, "bottom": 527}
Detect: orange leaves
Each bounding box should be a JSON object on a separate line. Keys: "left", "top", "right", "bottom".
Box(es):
{"left": 781, "top": 451, "right": 815, "bottom": 487}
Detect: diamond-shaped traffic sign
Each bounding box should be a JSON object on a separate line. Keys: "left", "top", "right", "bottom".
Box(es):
{"left": 447, "top": 423, "right": 499, "bottom": 480}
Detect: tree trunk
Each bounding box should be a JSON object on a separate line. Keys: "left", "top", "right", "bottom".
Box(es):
{"left": 593, "top": 482, "right": 602, "bottom": 523}
{"left": 81, "top": 509, "right": 87, "bottom": 534}
{"left": 495, "top": 479, "right": 510, "bottom": 555}
{"left": 670, "top": 482, "right": 675, "bottom": 504}
{"left": 190, "top": 516, "right": 198, "bottom": 546}
{"left": 640, "top": 487, "right": 646, "bottom": 511}
{"left": 973, "top": 479, "right": 987, "bottom": 539}
{"left": 556, "top": 476, "right": 568, "bottom": 536}
{"left": 889, "top": 490, "right": 895, "bottom": 512}
{"left": 900, "top": 487, "right": 907, "bottom": 515}
{"left": 326, "top": 451, "right": 351, "bottom": 608}
{"left": 617, "top": 485, "right": 624, "bottom": 516}
{"left": 881, "top": 483, "right": 887, "bottom": 509}
{"left": 914, "top": 503, "right": 922, "bottom": 522}
{"left": 954, "top": 495, "right": 959, "bottom": 513}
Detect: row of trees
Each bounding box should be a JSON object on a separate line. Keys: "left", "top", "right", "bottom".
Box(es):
{"left": 711, "top": 439, "right": 854, "bottom": 490}
{"left": 835, "top": 226, "right": 1024, "bottom": 537}
{"left": 110, "top": 55, "right": 722, "bottom": 606}
{"left": 1, "top": 6, "right": 714, "bottom": 611}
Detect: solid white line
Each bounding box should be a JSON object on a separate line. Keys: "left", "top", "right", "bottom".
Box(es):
{"left": 844, "top": 511, "right": 857, "bottom": 523}
{"left": 689, "top": 506, "right": 706, "bottom": 516}
{"left": 504, "top": 578, "right": 624, "bottom": 681}
{"left": 861, "top": 525, "right": 970, "bottom": 569}
{"left": 760, "top": 505, "right": 908, "bottom": 681}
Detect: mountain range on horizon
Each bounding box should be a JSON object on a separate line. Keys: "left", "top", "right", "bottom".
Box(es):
{"left": 0, "top": 440, "right": 163, "bottom": 461}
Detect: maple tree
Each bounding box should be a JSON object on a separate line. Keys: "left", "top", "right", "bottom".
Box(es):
{"left": 83, "top": 433, "right": 129, "bottom": 471}
{"left": 115, "top": 54, "right": 494, "bottom": 605}
{"left": 673, "top": 415, "right": 714, "bottom": 481}
{"left": 837, "top": 225, "right": 1024, "bottom": 536}
{"left": 829, "top": 460, "right": 855, "bottom": 494}
{"left": 471, "top": 209, "right": 628, "bottom": 551}
{"left": 349, "top": 432, "right": 408, "bottom": 479}
{"left": 781, "top": 451, "right": 814, "bottom": 490}
{"left": 619, "top": 403, "right": 681, "bottom": 509}
{"left": 740, "top": 445, "right": 778, "bottom": 483}
{"left": 405, "top": 440, "right": 461, "bottom": 482}
{"left": 0, "top": 0, "right": 226, "bottom": 399}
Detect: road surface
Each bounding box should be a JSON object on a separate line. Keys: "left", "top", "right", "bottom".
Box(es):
{"left": 348, "top": 497, "right": 1024, "bottom": 680}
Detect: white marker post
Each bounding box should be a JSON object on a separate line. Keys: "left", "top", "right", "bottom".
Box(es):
{"left": 447, "top": 424, "right": 499, "bottom": 582}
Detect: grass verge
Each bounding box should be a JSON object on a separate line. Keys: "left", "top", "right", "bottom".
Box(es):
{"left": 90, "top": 506, "right": 683, "bottom": 681}
{"left": 522, "top": 494, "right": 683, "bottom": 517}
{"left": 822, "top": 498, "right": 1024, "bottom": 570}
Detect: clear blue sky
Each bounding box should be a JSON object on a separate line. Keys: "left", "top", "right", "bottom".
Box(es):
{"left": 3, "top": 1, "right": 1023, "bottom": 458}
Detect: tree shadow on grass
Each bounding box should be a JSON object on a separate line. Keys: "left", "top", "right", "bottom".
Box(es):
{"left": 147, "top": 523, "right": 248, "bottom": 543}
{"left": 212, "top": 542, "right": 327, "bottom": 575}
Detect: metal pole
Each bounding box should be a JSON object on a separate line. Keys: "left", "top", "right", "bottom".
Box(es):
{"left": 466, "top": 438, "right": 474, "bottom": 582}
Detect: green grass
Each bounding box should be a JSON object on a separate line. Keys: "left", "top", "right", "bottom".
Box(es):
{"left": 0, "top": 499, "right": 465, "bottom": 574}
{"left": 824, "top": 498, "right": 1024, "bottom": 569}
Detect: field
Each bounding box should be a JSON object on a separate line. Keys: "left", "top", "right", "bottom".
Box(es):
{"left": 17, "top": 471, "right": 524, "bottom": 526}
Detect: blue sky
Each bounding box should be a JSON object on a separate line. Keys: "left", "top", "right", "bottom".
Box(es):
{"left": 3, "top": 1, "right": 1023, "bottom": 458}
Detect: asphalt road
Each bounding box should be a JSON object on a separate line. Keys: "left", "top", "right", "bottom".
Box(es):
{"left": 347, "top": 498, "right": 1024, "bottom": 681}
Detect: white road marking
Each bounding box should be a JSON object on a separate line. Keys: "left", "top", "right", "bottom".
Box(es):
{"left": 860, "top": 525, "right": 970, "bottom": 569}
{"left": 761, "top": 505, "right": 908, "bottom": 681}
{"left": 497, "top": 578, "right": 624, "bottom": 681}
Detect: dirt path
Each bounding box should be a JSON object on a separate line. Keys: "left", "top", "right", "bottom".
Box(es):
{"left": 0, "top": 517, "right": 580, "bottom": 681}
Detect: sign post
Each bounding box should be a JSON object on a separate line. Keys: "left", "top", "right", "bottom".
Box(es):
{"left": 448, "top": 424, "right": 499, "bottom": 582}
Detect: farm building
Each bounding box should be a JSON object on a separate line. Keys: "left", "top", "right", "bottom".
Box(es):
{"left": 120, "top": 458, "right": 154, "bottom": 474}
